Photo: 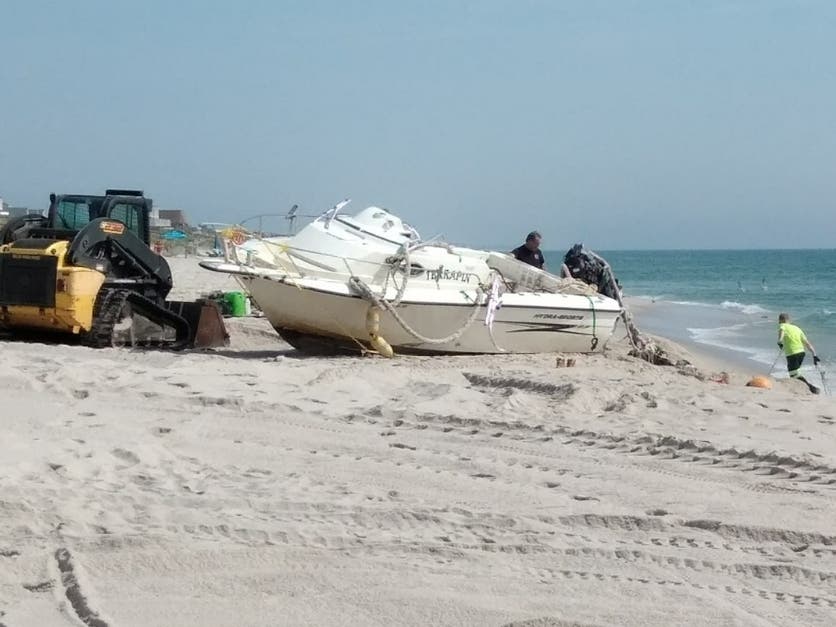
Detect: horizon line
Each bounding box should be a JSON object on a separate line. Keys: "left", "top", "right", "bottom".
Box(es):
{"left": 483, "top": 246, "right": 836, "bottom": 253}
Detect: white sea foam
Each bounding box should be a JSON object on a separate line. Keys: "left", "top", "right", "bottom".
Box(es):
{"left": 670, "top": 300, "right": 714, "bottom": 308}
{"left": 687, "top": 324, "right": 773, "bottom": 364}
{"left": 647, "top": 298, "right": 770, "bottom": 316}
{"left": 720, "top": 301, "right": 770, "bottom": 315}
{"left": 688, "top": 323, "right": 748, "bottom": 344}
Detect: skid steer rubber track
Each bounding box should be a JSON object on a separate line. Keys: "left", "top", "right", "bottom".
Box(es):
{"left": 84, "top": 287, "right": 191, "bottom": 350}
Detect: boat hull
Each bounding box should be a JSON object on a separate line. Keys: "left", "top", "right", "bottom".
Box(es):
{"left": 243, "top": 276, "right": 620, "bottom": 355}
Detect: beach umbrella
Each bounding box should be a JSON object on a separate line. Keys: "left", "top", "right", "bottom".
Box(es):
{"left": 162, "top": 229, "right": 188, "bottom": 240}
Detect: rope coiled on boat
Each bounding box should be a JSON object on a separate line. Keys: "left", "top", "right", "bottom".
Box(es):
{"left": 385, "top": 239, "right": 460, "bottom": 306}
{"left": 349, "top": 275, "right": 486, "bottom": 346}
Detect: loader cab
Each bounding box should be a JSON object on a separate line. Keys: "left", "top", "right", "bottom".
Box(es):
{"left": 49, "top": 189, "right": 151, "bottom": 245}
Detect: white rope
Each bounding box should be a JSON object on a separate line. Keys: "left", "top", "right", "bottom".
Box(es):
{"left": 340, "top": 237, "right": 492, "bottom": 347}
{"left": 389, "top": 243, "right": 411, "bottom": 306}
{"left": 583, "top": 248, "right": 676, "bottom": 364}
{"left": 349, "top": 276, "right": 485, "bottom": 345}
{"left": 232, "top": 235, "right": 408, "bottom": 278}
{"left": 384, "top": 239, "right": 477, "bottom": 306}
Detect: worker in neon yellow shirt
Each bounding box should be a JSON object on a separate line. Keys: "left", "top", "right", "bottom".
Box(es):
{"left": 777, "top": 312, "right": 820, "bottom": 394}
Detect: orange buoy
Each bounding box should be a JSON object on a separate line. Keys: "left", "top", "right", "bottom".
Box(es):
{"left": 746, "top": 375, "right": 773, "bottom": 389}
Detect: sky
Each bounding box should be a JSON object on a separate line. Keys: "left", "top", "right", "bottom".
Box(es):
{"left": 1, "top": 0, "right": 834, "bottom": 250}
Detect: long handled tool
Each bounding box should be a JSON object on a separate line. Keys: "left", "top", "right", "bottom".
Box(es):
{"left": 816, "top": 361, "right": 831, "bottom": 396}
{"left": 768, "top": 349, "right": 782, "bottom": 375}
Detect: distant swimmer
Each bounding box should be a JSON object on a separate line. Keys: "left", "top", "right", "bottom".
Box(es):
{"left": 777, "top": 312, "right": 821, "bottom": 394}
{"left": 762, "top": 278, "right": 768, "bottom": 292}
{"left": 737, "top": 280, "right": 746, "bottom": 293}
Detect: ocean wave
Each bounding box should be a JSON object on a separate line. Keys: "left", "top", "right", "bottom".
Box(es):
{"left": 686, "top": 324, "right": 774, "bottom": 363}
{"left": 687, "top": 324, "right": 749, "bottom": 342}
{"left": 650, "top": 298, "right": 770, "bottom": 315}
{"left": 687, "top": 324, "right": 832, "bottom": 371}
{"left": 720, "top": 301, "right": 770, "bottom": 315}
{"left": 670, "top": 300, "right": 714, "bottom": 308}
{"left": 796, "top": 308, "right": 836, "bottom": 330}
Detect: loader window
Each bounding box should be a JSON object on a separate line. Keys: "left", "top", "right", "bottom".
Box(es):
{"left": 56, "top": 200, "right": 92, "bottom": 230}
{"left": 109, "top": 203, "right": 146, "bottom": 241}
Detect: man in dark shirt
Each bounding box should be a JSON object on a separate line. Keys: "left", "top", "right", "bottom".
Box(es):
{"left": 511, "top": 231, "right": 545, "bottom": 269}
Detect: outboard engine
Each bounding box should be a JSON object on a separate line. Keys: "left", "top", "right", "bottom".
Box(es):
{"left": 563, "top": 243, "right": 619, "bottom": 300}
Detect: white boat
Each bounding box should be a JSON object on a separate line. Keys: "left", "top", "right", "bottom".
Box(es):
{"left": 200, "top": 202, "right": 622, "bottom": 355}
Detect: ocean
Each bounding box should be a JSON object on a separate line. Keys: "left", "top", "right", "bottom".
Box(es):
{"left": 545, "top": 248, "right": 836, "bottom": 376}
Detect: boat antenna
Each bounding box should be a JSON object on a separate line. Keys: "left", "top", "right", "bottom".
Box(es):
{"left": 286, "top": 204, "right": 299, "bottom": 233}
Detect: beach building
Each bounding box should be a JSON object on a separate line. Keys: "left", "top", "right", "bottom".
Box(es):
{"left": 150, "top": 207, "right": 171, "bottom": 228}
{"left": 159, "top": 209, "right": 189, "bottom": 229}
{"left": 8, "top": 207, "right": 44, "bottom": 217}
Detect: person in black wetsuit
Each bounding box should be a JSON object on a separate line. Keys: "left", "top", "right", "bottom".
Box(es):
{"left": 511, "top": 231, "right": 545, "bottom": 269}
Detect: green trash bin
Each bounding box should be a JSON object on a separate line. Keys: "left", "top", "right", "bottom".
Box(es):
{"left": 224, "top": 291, "right": 247, "bottom": 317}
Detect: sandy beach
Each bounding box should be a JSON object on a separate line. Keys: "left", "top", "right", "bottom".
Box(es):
{"left": 2, "top": 257, "right": 835, "bottom": 627}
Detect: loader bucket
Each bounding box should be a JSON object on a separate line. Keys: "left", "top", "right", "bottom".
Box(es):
{"left": 166, "top": 299, "right": 230, "bottom": 348}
